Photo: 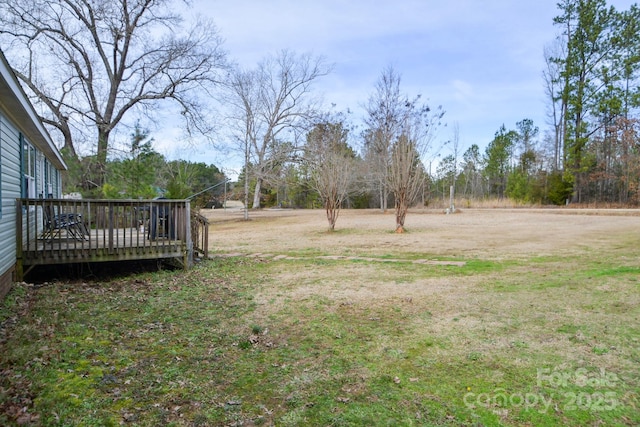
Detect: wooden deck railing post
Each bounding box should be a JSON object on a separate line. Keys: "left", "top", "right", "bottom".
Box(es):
{"left": 15, "top": 200, "right": 24, "bottom": 282}
{"left": 184, "top": 202, "right": 192, "bottom": 268}
{"left": 108, "top": 201, "right": 114, "bottom": 253}
{"left": 189, "top": 210, "right": 208, "bottom": 260}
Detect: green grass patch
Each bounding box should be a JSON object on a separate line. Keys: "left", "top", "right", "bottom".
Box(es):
{"left": 1, "top": 250, "right": 639, "bottom": 426}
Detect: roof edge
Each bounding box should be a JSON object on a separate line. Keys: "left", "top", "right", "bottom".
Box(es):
{"left": 0, "top": 48, "right": 67, "bottom": 171}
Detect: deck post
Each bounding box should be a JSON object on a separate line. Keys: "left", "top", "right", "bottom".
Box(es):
{"left": 184, "top": 202, "right": 192, "bottom": 269}
{"left": 203, "top": 214, "right": 209, "bottom": 259}
{"left": 15, "top": 201, "right": 24, "bottom": 282}
{"left": 108, "top": 201, "right": 115, "bottom": 253}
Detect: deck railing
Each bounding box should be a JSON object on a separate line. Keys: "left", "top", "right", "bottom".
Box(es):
{"left": 16, "top": 198, "right": 202, "bottom": 279}
{"left": 191, "top": 211, "right": 209, "bottom": 259}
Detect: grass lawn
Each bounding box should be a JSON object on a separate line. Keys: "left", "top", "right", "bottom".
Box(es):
{"left": 1, "top": 209, "right": 639, "bottom": 426}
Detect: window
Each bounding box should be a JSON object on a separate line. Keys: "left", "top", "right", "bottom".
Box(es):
{"left": 21, "top": 136, "right": 36, "bottom": 198}
{"left": 44, "top": 159, "right": 51, "bottom": 197}
{"left": 49, "top": 161, "right": 58, "bottom": 197}
{"left": 37, "top": 153, "right": 45, "bottom": 198}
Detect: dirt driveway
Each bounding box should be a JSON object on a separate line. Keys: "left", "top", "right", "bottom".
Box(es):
{"left": 200, "top": 207, "right": 640, "bottom": 260}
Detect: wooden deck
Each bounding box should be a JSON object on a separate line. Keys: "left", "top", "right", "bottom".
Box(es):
{"left": 16, "top": 198, "right": 209, "bottom": 280}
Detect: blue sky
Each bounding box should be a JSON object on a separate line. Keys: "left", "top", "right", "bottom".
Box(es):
{"left": 168, "top": 0, "right": 637, "bottom": 175}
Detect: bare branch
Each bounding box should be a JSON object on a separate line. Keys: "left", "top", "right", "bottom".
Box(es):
{"left": 0, "top": 0, "right": 227, "bottom": 186}
{"left": 363, "top": 66, "right": 444, "bottom": 231}
{"left": 224, "top": 50, "right": 331, "bottom": 210}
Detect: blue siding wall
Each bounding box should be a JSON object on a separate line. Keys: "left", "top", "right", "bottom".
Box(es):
{"left": 0, "top": 111, "right": 62, "bottom": 278}
{"left": 0, "top": 111, "right": 22, "bottom": 276}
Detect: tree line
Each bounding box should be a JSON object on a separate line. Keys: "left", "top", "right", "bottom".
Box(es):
{"left": 1, "top": 0, "right": 639, "bottom": 231}
{"left": 64, "top": 124, "right": 227, "bottom": 208}
{"left": 546, "top": 0, "right": 640, "bottom": 204}
{"left": 238, "top": 0, "right": 640, "bottom": 212}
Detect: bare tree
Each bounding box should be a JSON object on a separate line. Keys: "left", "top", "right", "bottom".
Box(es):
{"left": 305, "top": 119, "right": 356, "bottom": 231}
{"left": 363, "top": 66, "right": 405, "bottom": 212}
{"left": 543, "top": 41, "right": 566, "bottom": 171}
{"left": 389, "top": 106, "right": 442, "bottom": 233}
{"left": 0, "top": 0, "right": 227, "bottom": 186}
{"left": 226, "top": 68, "right": 259, "bottom": 219}
{"left": 364, "top": 67, "right": 443, "bottom": 232}
{"left": 448, "top": 122, "right": 461, "bottom": 212}
{"left": 226, "top": 50, "right": 331, "bottom": 211}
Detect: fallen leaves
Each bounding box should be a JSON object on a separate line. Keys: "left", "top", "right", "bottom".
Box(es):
{"left": 243, "top": 326, "right": 274, "bottom": 348}
{"left": 0, "top": 368, "right": 39, "bottom": 425}
{"left": 15, "top": 412, "right": 40, "bottom": 425}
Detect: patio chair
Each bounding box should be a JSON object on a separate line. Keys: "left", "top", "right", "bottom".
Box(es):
{"left": 42, "top": 205, "right": 89, "bottom": 241}
{"left": 149, "top": 204, "right": 174, "bottom": 239}
{"left": 148, "top": 199, "right": 175, "bottom": 240}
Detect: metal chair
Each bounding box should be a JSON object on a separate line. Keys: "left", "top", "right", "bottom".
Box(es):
{"left": 42, "top": 205, "right": 88, "bottom": 241}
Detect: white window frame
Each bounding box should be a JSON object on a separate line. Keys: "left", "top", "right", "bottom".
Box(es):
{"left": 23, "top": 141, "right": 36, "bottom": 198}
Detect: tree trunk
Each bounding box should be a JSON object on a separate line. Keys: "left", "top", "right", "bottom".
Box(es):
{"left": 95, "top": 128, "right": 111, "bottom": 187}
{"left": 395, "top": 191, "right": 407, "bottom": 233}
{"left": 326, "top": 200, "right": 338, "bottom": 231}
{"left": 252, "top": 178, "right": 263, "bottom": 209}
{"left": 449, "top": 185, "right": 455, "bottom": 213}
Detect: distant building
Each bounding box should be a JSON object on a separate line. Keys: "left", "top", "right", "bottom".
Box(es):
{"left": 0, "top": 49, "right": 66, "bottom": 298}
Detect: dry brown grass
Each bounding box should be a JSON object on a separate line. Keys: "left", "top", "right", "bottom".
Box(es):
{"left": 202, "top": 207, "right": 640, "bottom": 372}
{"left": 202, "top": 206, "right": 640, "bottom": 260}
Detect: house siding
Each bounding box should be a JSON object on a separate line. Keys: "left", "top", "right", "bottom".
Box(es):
{"left": 0, "top": 111, "right": 63, "bottom": 289}
{"left": 0, "top": 111, "right": 21, "bottom": 292}
{"left": 1, "top": 49, "right": 66, "bottom": 295}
